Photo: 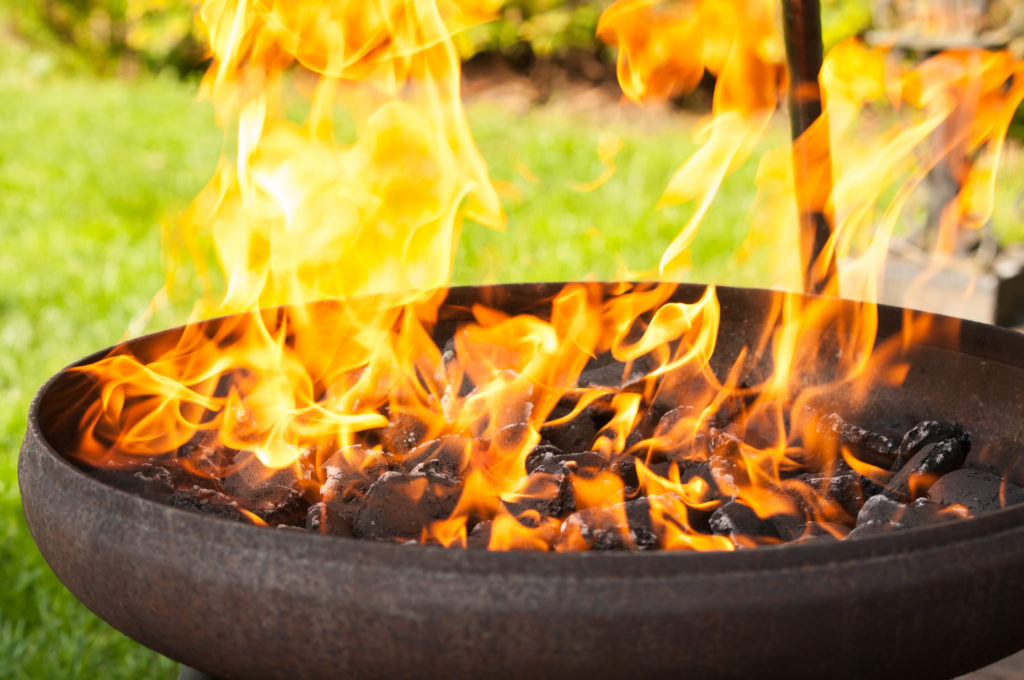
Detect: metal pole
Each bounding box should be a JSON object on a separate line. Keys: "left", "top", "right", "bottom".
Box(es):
{"left": 781, "top": 0, "right": 835, "bottom": 294}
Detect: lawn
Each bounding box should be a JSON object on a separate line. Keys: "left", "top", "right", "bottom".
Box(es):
{"left": 0, "top": 69, "right": 772, "bottom": 677}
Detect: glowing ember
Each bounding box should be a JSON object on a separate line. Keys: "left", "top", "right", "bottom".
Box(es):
{"left": 67, "top": 0, "right": 1024, "bottom": 552}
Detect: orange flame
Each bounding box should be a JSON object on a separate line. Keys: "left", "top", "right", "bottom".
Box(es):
{"left": 597, "top": 0, "right": 784, "bottom": 274}
{"left": 67, "top": 1, "right": 1024, "bottom": 553}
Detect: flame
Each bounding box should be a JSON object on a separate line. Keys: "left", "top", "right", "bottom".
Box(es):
{"left": 67, "top": 1, "right": 1024, "bottom": 549}
{"left": 179, "top": 0, "right": 505, "bottom": 318}
{"left": 596, "top": 0, "right": 784, "bottom": 274}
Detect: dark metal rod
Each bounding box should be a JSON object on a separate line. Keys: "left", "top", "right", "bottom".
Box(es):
{"left": 782, "top": 0, "right": 835, "bottom": 294}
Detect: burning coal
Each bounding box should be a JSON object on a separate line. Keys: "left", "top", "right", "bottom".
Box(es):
{"left": 64, "top": 0, "right": 1024, "bottom": 552}
{"left": 72, "top": 282, "right": 1024, "bottom": 551}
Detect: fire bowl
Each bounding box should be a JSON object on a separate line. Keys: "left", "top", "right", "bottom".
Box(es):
{"left": 19, "top": 282, "right": 1024, "bottom": 679}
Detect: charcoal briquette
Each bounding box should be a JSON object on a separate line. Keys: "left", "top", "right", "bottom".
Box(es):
{"left": 768, "top": 512, "right": 815, "bottom": 543}
{"left": 892, "top": 421, "right": 970, "bottom": 471}
{"left": 92, "top": 463, "right": 176, "bottom": 503}
{"left": 240, "top": 485, "right": 308, "bottom": 526}
{"left": 175, "top": 430, "right": 237, "bottom": 485}
{"left": 382, "top": 411, "right": 429, "bottom": 455}
{"left": 170, "top": 485, "right": 245, "bottom": 521}
{"left": 222, "top": 451, "right": 300, "bottom": 498}
{"left": 926, "top": 467, "right": 1024, "bottom": 515}
{"left": 817, "top": 413, "right": 896, "bottom": 468}
{"left": 501, "top": 467, "right": 576, "bottom": 520}
{"left": 709, "top": 501, "right": 779, "bottom": 541}
{"left": 652, "top": 406, "right": 695, "bottom": 441}
{"left": 540, "top": 412, "right": 600, "bottom": 454}
{"left": 525, "top": 447, "right": 607, "bottom": 475}
{"left": 353, "top": 470, "right": 462, "bottom": 540}
{"left": 578, "top": 356, "right": 651, "bottom": 389}
{"left": 855, "top": 494, "right": 903, "bottom": 529}
{"left": 406, "top": 435, "right": 470, "bottom": 478}
{"left": 891, "top": 497, "right": 957, "bottom": 530}
{"left": 441, "top": 337, "right": 475, "bottom": 397}
{"left": 306, "top": 502, "right": 354, "bottom": 537}
{"left": 707, "top": 448, "right": 750, "bottom": 497}
{"left": 888, "top": 438, "right": 968, "bottom": 502}
{"left": 559, "top": 497, "right": 659, "bottom": 551}
{"left": 849, "top": 495, "right": 956, "bottom": 539}
{"left": 466, "top": 520, "right": 492, "bottom": 549}
{"left": 800, "top": 472, "right": 865, "bottom": 519}
{"left": 610, "top": 456, "right": 639, "bottom": 491}
{"left": 505, "top": 447, "right": 608, "bottom": 520}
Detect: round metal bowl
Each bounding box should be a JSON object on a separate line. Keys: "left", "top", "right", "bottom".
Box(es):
{"left": 19, "top": 283, "right": 1024, "bottom": 679}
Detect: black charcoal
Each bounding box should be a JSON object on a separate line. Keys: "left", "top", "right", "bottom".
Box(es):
{"left": 893, "top": 421, "right": 970, "bottom": 471}
{"left": 501, "top": 468, "right": 576, "bottom": 520}
{"left": 817, "top": 413, "right": 896, "bottom": 468}
{"left": 926, "top": 468, "right": 1024, "bottom": 515}
{"left": 855, "top": 494, "right": 903, "bottom": 530}
{"left": 540, "top": 400, "right": 609, "bottom": 453}
{"left": 709, "top": 501, "right": 779, "bottom": 541}
{"left": 707, "top": 446, "right": 749, "bottom": 498}
{"left": 240, "top": 485, "right": 308, "bottom": 526}
{"left": 849, "top": 495, "right": 956, "bottom": 539}
{"left": 559, "top": 497, "right": 659, "bottom": 551}
{"left": 382, "top": 411, "right": 429, "bottom": 455}
{"left": 91, "top": 463, "right": 175, "bottom": 503}
{"left": 441, "top": 337, "right": 474, "bottom": 397}
{"left": 768, "top": 513, "right": 807, "bottom": 543}
{"left": 653, "top": 406, "right": 695, "bottom": 441}
{"left": 406, "top": 435, "right": 470, "bottom": 478}
{"left": 353, "top": 471, "right": 462, "bottom": 540}
{"left": 176, "top": 430, "right": 237, "bottom": 486}
{"left": 506, "top": 447, "right": 609, "bottom": 520}
{"left": 170, "top": 486, "right": 245, "bottom": 521}
{"left": 306, "top": 502, "right": 354, "bottom": 537}
{"left": 525, "top": 447, "right": 607, "bottom": 475}
{"left": 222, "top": 452, "right": 300, "bottom": 498}
{"left": 578, "top": 355, "right": 652, "bottom": 389}
{"left": 466, "top": 520, "right": 492, "bottom": 550}
{"left": 610, "top": 456, "right": 639, "bottom": 491}
{"left": 800, "top": 472, "right": 865, "bottom": 519}
{"left": 888, "top": 438, "right": 968, "bottom": 502}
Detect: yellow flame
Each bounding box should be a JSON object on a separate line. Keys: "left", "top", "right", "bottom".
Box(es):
{"left": 69, "top": 1, "right": 1024, "bottom": 553}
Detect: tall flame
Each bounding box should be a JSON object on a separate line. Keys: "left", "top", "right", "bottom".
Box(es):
{"left": 68, "top": 0, "right": 1024, "bottom": 552}
{"left": 178, "top": 0, "right": 504, "bottom": 317}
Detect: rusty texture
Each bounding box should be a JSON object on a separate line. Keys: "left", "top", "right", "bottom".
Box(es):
{"left": 19, "top": 283, "right": 1024, "bottom": 680}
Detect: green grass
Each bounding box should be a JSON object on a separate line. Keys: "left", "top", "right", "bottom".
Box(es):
{"left": 0, "top": 74, "right": 219, "bottom": 679}
{"left": 458, "top": 104, "right": 774, "bottom": 285}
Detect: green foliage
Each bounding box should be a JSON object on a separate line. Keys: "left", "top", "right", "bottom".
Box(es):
{"left": 821, "top": 0, "right": 874, "bottom": 49}
{"left": 6, "top": 0, "right": 205, "bottom": 76}
{"left": 460, "top": 0, "right": 876, "bottom": 67}
{"left": 456, "top": 0, "right": 611, "bottom": 61}
{"left": 7, "top": 0, "right": 878, "bottom": 80}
